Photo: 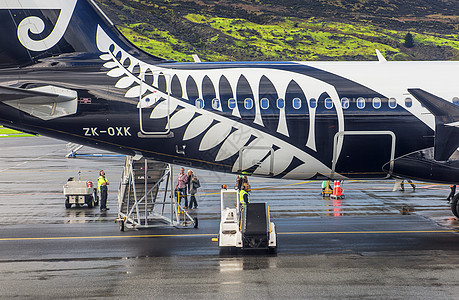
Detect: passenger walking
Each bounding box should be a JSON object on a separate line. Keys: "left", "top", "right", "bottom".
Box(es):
{"left": 98, "top": 170, "right": 110, "bottom": 211}
{"left": 187, "top": 170, "right": 200, "bottom": 209}
{"left": 447, "top": 185, "right": 456, "bottom": 203}
{"left": 176, "top": 167, "right": 188, "bottom": 208}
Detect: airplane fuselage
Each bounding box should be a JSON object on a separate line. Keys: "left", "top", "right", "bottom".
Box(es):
{"left": 1, "top": 0, "right": 459, "bottom": 184}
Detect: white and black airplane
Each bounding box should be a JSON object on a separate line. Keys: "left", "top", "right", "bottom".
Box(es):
{"left": 1, "top": 0, "right": 459, "bottom": 216}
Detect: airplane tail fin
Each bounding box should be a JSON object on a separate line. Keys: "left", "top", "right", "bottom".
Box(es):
{"left": 0, "top": 0, "right": 163, "bottom": 69}
{"left": 408, "top": 88, "right": 459, "bottom": 161}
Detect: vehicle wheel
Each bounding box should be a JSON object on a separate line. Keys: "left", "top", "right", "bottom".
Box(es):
{"left": 88, "top": 196, "right": 94, "bottom": 208}
{"left": 267, "top": 247, "right": 277, "bottom": 255}
{"left": 93, "top": 189, "right": 99, "bottom": 206}
{"left": 119, "top": 220, "right": 125, "bottom": 232}
{"left": 193, "top": 217, "right": 198, "bottom": 228}
{"left": 451, "top": 194, "right": 459, "bottom": 218}
{"left": 65, "top": 197, "right": 71, "bottom": 209}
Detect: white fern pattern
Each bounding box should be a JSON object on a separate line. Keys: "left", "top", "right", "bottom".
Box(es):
{"left": 96, "top": 25, "right": 345, "bottom": 180}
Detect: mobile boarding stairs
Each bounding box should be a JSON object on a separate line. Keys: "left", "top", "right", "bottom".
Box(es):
{"left": 116, "top": 156, "right": 197, "bottom": 231}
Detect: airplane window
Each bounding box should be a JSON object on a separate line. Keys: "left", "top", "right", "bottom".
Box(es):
{"left": 453, "top": 97, "right": 459, "bottom": 106}
{"left": 405, "top": 97, "right": 412, "bottom": 108}
{"left": 228, "top": 98, "right": 237, "bottom": 109}
{"left": 341, "top": 97, "right": 349, "bottom": 109}
{"left": 372, "top": 97, "right": 381, "bottom": 109}
{"left": 325, "top": 97, "right": 333, "bottom": 109}
{"left": 277, "top": 98, "right": 285, "bottom": 109}
{"left": 195, "top": 98, "right": 204, "bottom": 109}
{"left": 310, "top": 98, "right": 317, "bottom": 109}
{"left": 357, "top": 97, "right": 365, "bottom": 109}
{"left": 260, "top": 98, "right": 269, "bottom": 109}
{"left": 292, "top": 98, "right": 301, "bottom": 109}
{"left": 244, "top": 98, "right": 253, "bottom": 109}
{"left": 212, "top": 98, "right": 221, "bottom": 110}
{"left": 388, "top": 97, "right": 397, "bottom": 109}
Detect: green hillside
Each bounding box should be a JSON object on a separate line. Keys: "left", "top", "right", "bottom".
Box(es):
{"left": 96, "top": 0, "right": 459, "bottom": 62}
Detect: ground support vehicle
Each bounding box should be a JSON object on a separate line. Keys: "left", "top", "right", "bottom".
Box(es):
{"left": 63, "top": 178, "right": 98, "bottom": 208}
{"left": 218, "top": 188, "right": 276, "bottom": 253}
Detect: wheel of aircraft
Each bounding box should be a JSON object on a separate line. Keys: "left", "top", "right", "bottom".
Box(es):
{"left": 451, "top": 194, "right": 459, "bottom": 219}
{"left": 119, "top": 220, "right": 125, "bottom": 232}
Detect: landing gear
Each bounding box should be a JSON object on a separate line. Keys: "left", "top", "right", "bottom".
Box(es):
{"left": 451, "top": 194, "right": 459, "bottom": 218}
{"left": 119, "top": 219, "right": 125, "bottom": 232}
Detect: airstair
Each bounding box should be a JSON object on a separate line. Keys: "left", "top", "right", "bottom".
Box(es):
{"left": 117, "top": 156, "right": 197, "bottom": 231}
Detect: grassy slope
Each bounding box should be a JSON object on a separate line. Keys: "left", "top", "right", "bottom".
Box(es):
{"left": 94, "top": 0, "right": 459, "bottom": 62}
{"left": 0, "top": 126, "right": 34, "bottom": 138}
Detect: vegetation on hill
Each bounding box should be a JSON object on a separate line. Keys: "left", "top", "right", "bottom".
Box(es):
{"left": 95, "top": 0, "right": 459, "bottom": 62}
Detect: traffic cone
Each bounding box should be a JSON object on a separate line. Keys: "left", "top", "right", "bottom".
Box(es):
{"left": 331, "top": 181, "right": 344, "bottom": 199}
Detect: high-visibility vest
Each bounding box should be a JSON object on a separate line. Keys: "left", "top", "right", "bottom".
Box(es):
{"left": 239, "top": 189, "right": 248, "bottom": 205}
{"left": 98, "top": 176, "right": 108, "bottom": 191}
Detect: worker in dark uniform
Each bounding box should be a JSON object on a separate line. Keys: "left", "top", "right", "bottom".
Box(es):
{"left": 98, "top": 170, "right": 110, "bottom": 211}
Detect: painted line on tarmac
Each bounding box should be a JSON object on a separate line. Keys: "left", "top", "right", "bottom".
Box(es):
{"left": 278, "top": 230, "right": 459, "bottom": 235}
{"left": 0, "top": 230, "right": 458, "bottom": 242}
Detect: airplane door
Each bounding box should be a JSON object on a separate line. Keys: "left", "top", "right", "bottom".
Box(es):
{"left": 237, "top": 146, "right": 274, "bottom": 176}
{"left": 331, "top": 131, "right": 396, "bottom": 179}
{"left": 137, "top": 73, "right": 174, "bottom": 138}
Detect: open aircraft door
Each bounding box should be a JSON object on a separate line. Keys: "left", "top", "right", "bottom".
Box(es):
{"left": 137, "top": 72, "right": 174, "bottom": 138}
{"left": 331, "top": 131, "right": 396, "bottom": 179}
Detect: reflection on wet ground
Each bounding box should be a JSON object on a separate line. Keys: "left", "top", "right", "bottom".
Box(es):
{"left": 1, "top": 136, "right": 459, "bottom": 298}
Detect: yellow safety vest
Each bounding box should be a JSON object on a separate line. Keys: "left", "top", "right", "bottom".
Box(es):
{"left": 239, "top": 190, "right": 248, "bottom": 205}
{"left": 98, "top": 176, "right": 107, "bottom": 191}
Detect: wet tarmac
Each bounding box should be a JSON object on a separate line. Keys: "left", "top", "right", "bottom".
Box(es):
{"left": 1, "top": 136, "right": 459, "bottom": 299}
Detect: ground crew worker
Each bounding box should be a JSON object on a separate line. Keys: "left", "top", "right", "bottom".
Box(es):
{"left": 239, "top": 184, "right": 250, "bottom": 208}
{"left": 98, "top": 170, "right": 109, "bottom": 211}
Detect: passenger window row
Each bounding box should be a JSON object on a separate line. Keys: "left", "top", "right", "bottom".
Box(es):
{"left": 195, "top": 96, "right": 459, "bottom": 110}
